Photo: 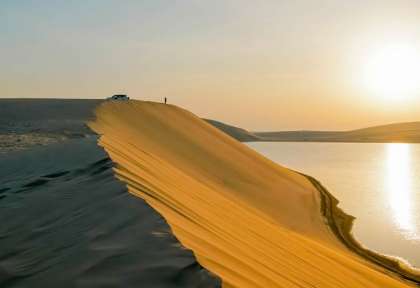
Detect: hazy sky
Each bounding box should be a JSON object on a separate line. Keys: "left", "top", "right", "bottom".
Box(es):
{"left": 1, "top": 0, "right": 420, "bottom": 130}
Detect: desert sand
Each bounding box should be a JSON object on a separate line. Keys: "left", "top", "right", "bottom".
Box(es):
{"left": 0, "top": 100, "right": 218, "bottom": 287}
{"left": 2, "top": 99, "right": 419, "bottom": 287}
{"left": 90, "top": 100, "right": 419, "bottom": 287}
{"left": 0, "top": 99, "right": 101, "bottom": 153}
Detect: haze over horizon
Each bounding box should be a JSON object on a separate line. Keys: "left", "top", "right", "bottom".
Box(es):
{"left": 2, "top": 0, "right": 420, "bottom": 130}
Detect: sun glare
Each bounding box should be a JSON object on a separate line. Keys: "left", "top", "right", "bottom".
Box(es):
{"left": 363, "top": 45, "right": 420, "bottom": 101}
{"left": 385, "top": 143, "right": 417, "bottom": 238}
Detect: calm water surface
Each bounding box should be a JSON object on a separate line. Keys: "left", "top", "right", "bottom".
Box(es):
{"left": 248, "top": 142, "right": 420, "bottom": 268}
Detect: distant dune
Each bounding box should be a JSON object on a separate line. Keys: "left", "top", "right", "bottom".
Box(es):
{"left": 204, "top": 119, "right": 420, "bottom": 143}
{"left": 91, "top": 100, "right": 419, "bottom": 287}
{"left": 204, "top": 119, "right": 260, "bottom": 142}
{"left": 256, "top": 121, "right": 420, "bottom": 142}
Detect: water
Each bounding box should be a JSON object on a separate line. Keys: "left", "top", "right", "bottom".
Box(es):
{"left": 247, "top": 142, "right": 420, "bottom": 269}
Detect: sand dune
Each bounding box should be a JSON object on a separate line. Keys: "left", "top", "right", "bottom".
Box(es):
{"left": 2, "top": 99, "right": 418, "bottom": 287}
{"left": 0, "top": 100, "right": 219, "bottom": 287}
{"left": 90, "top": 100, "right": 419, "bottom": 287}
{"left": 203, "top": 118, "right": 420, "bottom": 143}
{"left": 204, "top": 119, "right": 260, "bottom": 142}
{"left": 255, "top": 122, "right": 420, "bottom": 143}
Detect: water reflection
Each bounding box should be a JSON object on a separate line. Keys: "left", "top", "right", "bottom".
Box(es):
{"left": 386, "top": 143, "right": 417, "bottom": 239}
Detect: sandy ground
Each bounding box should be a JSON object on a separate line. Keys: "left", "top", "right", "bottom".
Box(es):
{"left": 0, "top": 100, "right": 219, "bottom": 287}
{"left": 0, "top": 99, "right": 101, "bottom": 153}
{"left": 91, "top": 100, "right": 419, "bottom": 288}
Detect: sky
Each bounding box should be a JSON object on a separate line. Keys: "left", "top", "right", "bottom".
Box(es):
{"left": 1, "top": 0, "right": 420, "bottom": 130}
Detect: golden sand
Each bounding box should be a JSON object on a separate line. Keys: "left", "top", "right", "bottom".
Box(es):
{"left": 90, "top": 100, "right": 417, "bottom": 287}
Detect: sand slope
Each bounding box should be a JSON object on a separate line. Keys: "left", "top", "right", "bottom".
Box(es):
{"left": 0, "top": 137, "right": 219, "bottom": 287}
{"left": 90, "top": 100, "right": 417, "bottom": 288}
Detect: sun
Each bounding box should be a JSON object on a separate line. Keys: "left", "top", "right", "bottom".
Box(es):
{"left": 363, "top": 45, "right": 420, "bottom": 101}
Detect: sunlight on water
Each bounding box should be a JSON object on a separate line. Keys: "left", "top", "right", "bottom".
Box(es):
{"left": 386, "top": 144, "right": 418, "bottom": 239}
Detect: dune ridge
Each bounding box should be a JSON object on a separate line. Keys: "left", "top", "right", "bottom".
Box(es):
{"left": 90, "top": 100, "right": 418, "bottom": 287}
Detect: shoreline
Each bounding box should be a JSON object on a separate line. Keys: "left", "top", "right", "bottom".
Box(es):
{"left": 305, "top": 174, "right": 420, "bottom": 285}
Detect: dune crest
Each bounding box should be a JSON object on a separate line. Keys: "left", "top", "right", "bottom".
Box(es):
{"left": 90, "top": 100, "right": 416, "bottom": 287}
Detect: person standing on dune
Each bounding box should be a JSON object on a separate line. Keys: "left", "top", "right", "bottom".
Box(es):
{"left": 164, "top": 97, "right": 167, "bottom": 104}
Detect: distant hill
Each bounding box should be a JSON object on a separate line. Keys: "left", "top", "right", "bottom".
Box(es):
{"left": 204, "top": 119, "right": 260, "bottom": 142}
{"left": 206, "top": 119, "right": 420, "bottom": 143}
{"left": 255, "top": 122, "right": 420, "bottom": 143}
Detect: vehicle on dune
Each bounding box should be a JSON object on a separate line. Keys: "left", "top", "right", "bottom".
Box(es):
{"left": 107, "top": 94, "right": 130, "bottom": 101}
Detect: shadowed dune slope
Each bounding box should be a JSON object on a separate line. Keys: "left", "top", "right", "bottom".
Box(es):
{"left": 90, "top": 100, "right": 416, "bottom": 288}
{"left": 0, "top": 138, "right": 219, "bottom": 288}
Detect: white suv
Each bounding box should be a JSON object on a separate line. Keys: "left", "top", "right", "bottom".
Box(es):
{"left": 108, "top": 94, "right": 130, "bottom": 101}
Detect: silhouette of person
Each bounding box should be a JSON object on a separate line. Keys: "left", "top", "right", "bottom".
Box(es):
{"left": 164, "top": 97, "right": 167, "bottom": 104}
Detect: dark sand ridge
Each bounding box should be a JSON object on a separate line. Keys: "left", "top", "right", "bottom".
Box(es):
{"left": 91, "top": 100, "right": 420, "bottom": 287}
{"left": 0, "top": 100, "right": 219, "bottom": 287}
